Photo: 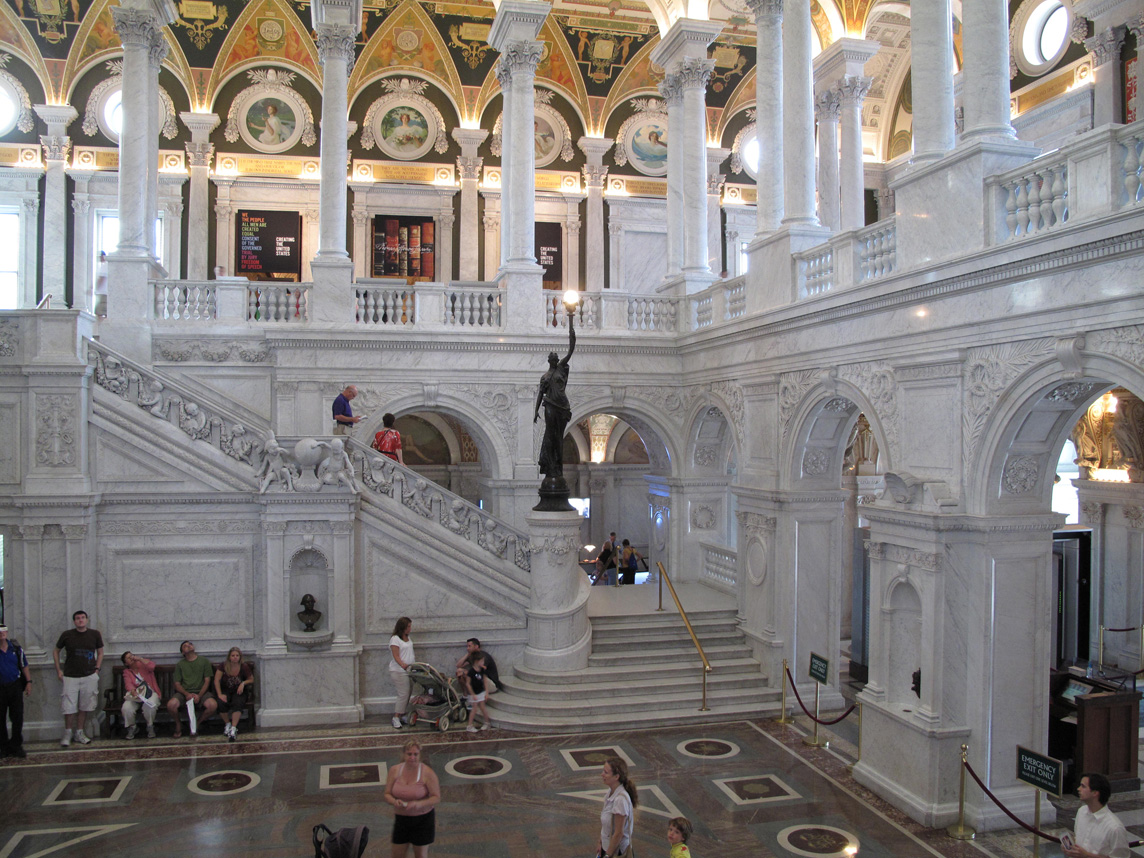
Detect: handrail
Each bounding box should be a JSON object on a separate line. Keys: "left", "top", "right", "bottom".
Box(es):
{"left": 656, "top": 561, "right": 712, "bottom": 711}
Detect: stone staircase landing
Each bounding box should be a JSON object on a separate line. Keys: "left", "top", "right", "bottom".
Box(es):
{"left": 488, "top": 581, "right": 783, "bottom": 733}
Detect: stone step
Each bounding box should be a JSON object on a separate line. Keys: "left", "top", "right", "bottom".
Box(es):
{"left": 588, "top": 611, "right": 739, "bottom": 631}
{"left": 498, "top": 668, "right": 770, "bottom": 701}
{"left": 513, "top": 657, "right": 766, "bottom": 686}
{"left": 588, "top": 643, "right": 753, "bottom": 667}
{"left": 589, "top": 629, "right": 746, "bottom": 653}
{"left": 487, "top": 689, "right": 783, "bottom": 733}
{"left": 488, "top": 683, "right": 778, "bottom": 719}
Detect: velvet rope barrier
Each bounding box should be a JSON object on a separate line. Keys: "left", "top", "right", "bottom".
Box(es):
{"left": 1104, "top": 625, "right": 1138, "bottom": 633}
{"left": 960, "top": 758, "right": 1059, "bottom": 842}
{"left": 783, "top": 667, "right": 857, "bottom": 725}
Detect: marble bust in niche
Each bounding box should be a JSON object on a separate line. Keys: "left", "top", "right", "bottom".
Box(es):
{"left": 297, "top": 593, "right": 322, "bottom": 632}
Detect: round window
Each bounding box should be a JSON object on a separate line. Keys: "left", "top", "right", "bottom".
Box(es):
{"left": 0, "top": 77, "right": 21, "bottom": 137}
{"left": 1015, "top": 0, "right": 1071, "bottom": 76}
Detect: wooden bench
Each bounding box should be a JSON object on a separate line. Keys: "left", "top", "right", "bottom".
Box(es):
{"left": 101, "top": 661, "right": 257, "bottom": 737}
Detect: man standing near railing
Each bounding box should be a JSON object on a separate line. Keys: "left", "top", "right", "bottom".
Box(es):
{"left": 332, "top": 385, "right": 361, "bottom": 436}
{"left": 1063, "top": 773, "right": 1130, "bottom": 858}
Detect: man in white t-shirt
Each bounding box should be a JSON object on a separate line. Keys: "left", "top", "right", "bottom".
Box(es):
{"left": 1063, "top": 773, "right": 1131, "bottom": 858}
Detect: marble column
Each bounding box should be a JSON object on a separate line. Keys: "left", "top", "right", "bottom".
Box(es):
{"left": 314, "top": 24, "right": 355, "bottom": 260}
{"left": 145, "top": 34, "right": 165, "bottom": 261}
{"left": 438, "top": 213, "right": 455, "bottom": 284}
{"left": 749, "top": 0, "right": 783, "bottom": 236}
{"left": 910, "top": 0, "right": 955, "bottom": 162}
{"left": 70, "top": 180, "right": 93, "bottom": 313}
{"left": 681, "top": 61, "right": 715, "bottom": 275}
{"left": 1085, "top": 26, "right": 1127, "bottom": 127}
{"left": 838, "top": 74, "right": 871, "bottom": 232}
{"left": 659, "top": 76, "right": 684, "bottom": 278}
{"left": 782, "top": 0, "right": 818, "bottom": 225}
{"left": 706, "top": 147, "right": 729, "bottom": 273}
{"left": 493, "top": 37, "right": 545, "bottom": 271}
{"left": 960, "top": 0, "right": 1016, "bottom": 141}
{"left": 111, "top": 6, "right": 164, "bottom": 257}
{"left": 482, "top": 208, "right": 499, "bottom": 281}
{"left": 814, "top": 90, "right": 841, "bottom": 232}
{"left": 180, "top": 112, "right": 219, "bottom": 280}
{"left": 650, "top": 19, "right": 722, "bottom": 291}
{"left": 578, "top": 136, "right": 613, "bottom": 291}
{"left": 33, "top": 104, "right": 78, "bottom": 303}
{"left": 452, "top": 127, "right": 488, "bottom": 282}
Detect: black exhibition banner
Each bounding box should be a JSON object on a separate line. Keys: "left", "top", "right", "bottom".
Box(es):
{"left": 536, "top": 221, "right": 563, "bottom": 290}
{"left": 236, "top": 209, "right": 302, "bottom": 281}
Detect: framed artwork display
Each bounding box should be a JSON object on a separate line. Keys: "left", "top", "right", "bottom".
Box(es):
{"left": 224, "top": 69, "right": 317, "bottom": 154}
{"left": 361, "top": 80, "right": 450, "bottom": 161}
{"left": 621, "top": 117, "right": 668, "bottom": 176}
{"left": 490, "top": 92, "right": 575, "bottom": 168}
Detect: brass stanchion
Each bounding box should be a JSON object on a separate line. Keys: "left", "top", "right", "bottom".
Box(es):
{"left": 777, "top": 659, "right": 794, "bottom": 724}
{"left": 946, "top": 744, "right": 976, "bottom": 840}
{"left": 655, "top": 569, "right": 665, "bottom": 612}
{"left": 803, "top": 681, "right": 828, "bottom": 747}
{"left": 848, "top": 701, "right": 862, "bottom": 772}
{"left": 1098, "top": 625, "right": 1105, "bottom": 672}
{"left": 1139, "top": 624, "right": 1143, "bottom": 673}
{"left": 699, "top": 665, "right": 710, "bottom": 712}
{"left": 1033, "top": 789, "right": 1041, "bottom": 858}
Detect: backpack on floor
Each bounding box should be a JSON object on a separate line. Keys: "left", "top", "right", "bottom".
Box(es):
{"left": 313, "top": 824, "right": 369, "bottom": 858}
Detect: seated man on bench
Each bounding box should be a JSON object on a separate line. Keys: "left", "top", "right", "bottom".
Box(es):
{"left": 166, "top": 641, "right": 217, "bottom": 738}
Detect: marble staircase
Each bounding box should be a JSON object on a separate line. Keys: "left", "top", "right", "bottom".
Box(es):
{"left": 487, "top": 605, "right": 782, "bottom": 732}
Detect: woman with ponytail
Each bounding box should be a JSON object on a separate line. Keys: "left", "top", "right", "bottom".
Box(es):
{"left": 597, "top": 756, "right": 638, "bottom": 858}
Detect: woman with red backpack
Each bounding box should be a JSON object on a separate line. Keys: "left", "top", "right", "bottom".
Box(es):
{"left": 371, "top": 412, "right": 405, "bottom": 464}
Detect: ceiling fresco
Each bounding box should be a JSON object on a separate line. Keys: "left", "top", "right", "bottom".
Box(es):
{"left": 0, "top": 0, "right": 924, "bottom": 161}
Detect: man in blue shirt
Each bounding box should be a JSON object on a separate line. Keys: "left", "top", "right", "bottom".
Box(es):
{"left": 0, "top": 625, "right": 32, "bottom": 758}
{"left": 332, "top": 385, "right": 360, "bottom": 436}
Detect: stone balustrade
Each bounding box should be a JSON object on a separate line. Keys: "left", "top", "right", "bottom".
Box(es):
{"left": 690, "top": 275, "right": 746, "bottom": 328}
{"left": 797, "top": 245, "right": 835, "bottom": 298}
{"left": 154, "top": 280, "right": 216, "bottom": 321}
{"left": 251, "top": 283, "right": 310, "bottom": 322}
{"left": 351, "top": 438, "right": 531, "bottom": 573}
{"left": 700, "top": 541, "right": 736, "bottom": 593}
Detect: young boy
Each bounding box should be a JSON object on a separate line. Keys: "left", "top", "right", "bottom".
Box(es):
{"left": 667, "top": 817, "right": 693, "bottom": 858}
{"left": 463, "top": 652, "right": 492, "bottom": 733}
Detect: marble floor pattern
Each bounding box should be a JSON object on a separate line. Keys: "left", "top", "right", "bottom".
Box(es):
{"left": 0, "top": 714, "right": 1136, "bottom": 858}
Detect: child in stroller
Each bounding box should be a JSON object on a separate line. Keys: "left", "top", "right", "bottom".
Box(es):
{"left": 405, "top": 663, "right": 468, "bottom": 732}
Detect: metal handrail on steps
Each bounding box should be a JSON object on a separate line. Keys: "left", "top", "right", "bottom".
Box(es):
{"left": 656, "top": 561, "right": 712, "bottom": 711}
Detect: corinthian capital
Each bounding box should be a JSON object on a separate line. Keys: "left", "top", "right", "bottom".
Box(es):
{"left": 40, "top": 134, "right": 71, "bottom": 162}
{"left": 839, "top": 73, "right": 872, "bottom": 105}
{"left": 745, "top": 0, "right": 782, "bottom": 20}
{"left": 496, "top": 40, "right": 544, "bottom": 91}
{"left": 677, "top": 57, "right": 715, "bottom": 91}
{"left": 582, "top": 163, "right": 608, "bottom": 189}
{"left": 186, "top": 141, "right": 214, "bottom": 168}
{"left": 814, "top": 89, "right": 841, "bottom": 122}
{"left": 111, "top": 6, "right": 160, "bottom": 49}
{"left": 316, "top": 24, "right": 357, "bottom": 68}
{"left": 457, "top": 155, "right": 483, "bottom": 180}
{"left": 658, "top": 75, "right": 684, "bottom": 106}
{"left": 1085, "top": 25, "right": 1126, "bottom": 67}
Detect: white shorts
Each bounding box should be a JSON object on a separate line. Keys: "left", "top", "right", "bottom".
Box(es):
{"left": 61, "top": 673, "right": 100, "bottom": 714}
{"left": 468, "top": 691, "right": 487, "bottom": 704}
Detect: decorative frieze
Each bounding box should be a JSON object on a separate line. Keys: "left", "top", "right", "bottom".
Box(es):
{"left": 34, "top": 394, "right": 76, "bottom": 467}
{"left": 866, "top": 541, "right": 940, "bottom": 571}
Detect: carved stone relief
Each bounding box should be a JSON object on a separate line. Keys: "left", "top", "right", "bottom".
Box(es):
{"left": 34, "top": 394, "right": 76, "bottom": 467}
{"left": 779, "top": 369, "right": 820, "bottom": 447}
{"left": 1081, "top": 501, "right": 1103, "bottom": 525}
{"left": 1002, "top": 455, "right": 1039, "bottom": 494}
{"left": 690, "top": 504, "right": 717, "bottom": 530}
{"left": 840, "top": 361, "right": 899, "bottom": 453}
{"left": 963, "top": 339, "right": 1054, "bottom": 470}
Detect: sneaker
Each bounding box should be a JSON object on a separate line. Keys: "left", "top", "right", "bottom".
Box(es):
{"left": 392, "top": 716, "right": 403, "bottom": 729}
{"left": 125, "top": 726, "right": 137, "bottom": 740}
{"left": 230, "top": 726, "right": 238, "bottom": 742}
{"left": 466, "top": 725, "right": 478, "bottom": 733}
{"left": 479, "top": 723, "right": 490, "bottom": 731}
{"left": 60, "top": 731, "right": 72, "bottom": 748}
{"left": 74, "top": 732, "right": 91, "bottom": 745}
{"left": 146, "top": 726, "right": 155, "bottom": 739}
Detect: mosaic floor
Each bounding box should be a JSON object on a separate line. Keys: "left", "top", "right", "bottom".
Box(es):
{"left": 0, "top": 714, "right": 1137, "bottom": 857}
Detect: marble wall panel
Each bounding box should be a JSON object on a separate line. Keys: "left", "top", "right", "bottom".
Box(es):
{"left": 102, "top": 542, "right": 255, "bottom": 642}
{"left": 794, "top": 517, "right": 837, "bottom": 682}
{"left": 621, "top": 232, "right": 668, "bottom": 293}
{"left": 0, "top": 399, "right": 21, "bottom": 484}
{"left": 94, "top": 435, "right": 188, "bottom": 487}
{"left": 900, "top": 386, "right": 958, "bottom": 481}
{"left": 362, "top": 533, "right": 521, "bottom": 636}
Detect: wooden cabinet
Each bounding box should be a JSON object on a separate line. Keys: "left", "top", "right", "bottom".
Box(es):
{"left": 1076, "top": 690, "right": 1142, "bottom": 791}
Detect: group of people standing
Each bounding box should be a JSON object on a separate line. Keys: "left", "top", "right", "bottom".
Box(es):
{"left": 594, "top": 532, "right": 645, "bottom": 586}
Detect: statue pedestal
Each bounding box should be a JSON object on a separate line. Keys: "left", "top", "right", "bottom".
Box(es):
{"left": 534, "top": 474, "right": 574, "bottom": 511}
{"left": 523, "top": 509, "right": 591, "bottom": 671}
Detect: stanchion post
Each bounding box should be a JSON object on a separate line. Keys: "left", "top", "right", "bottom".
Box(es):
{"left": 849, "top": 700, "right": 862, "bottom": 772}
{"left": 699, "top": 666, "right": 709, "bottom": 712}
{"left": 1098, "top": 625, "right": 1105, "bottom": 672}
{"left": 1033, "top": 789, "right": 1040, "bottom": 858}
{"left": 803, "top": 681, "right": 828, "bottom": 748}
{"left": 655, "top": 572, "right": 664, "bottom": 612}
{"left": 777, "top": 659, "right": 794, "bottom": 724}
{"left": 946, "top": 744, "right": 977, "bottom": 840}
{"left": 1139, "top": 624, "right": 1143, "bottom": 673}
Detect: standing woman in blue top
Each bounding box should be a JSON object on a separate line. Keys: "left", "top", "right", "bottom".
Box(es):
{"left": 332, "top": 384, "right": 361, "bottom": 435}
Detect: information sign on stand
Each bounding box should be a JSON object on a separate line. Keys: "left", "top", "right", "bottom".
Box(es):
{"left": 809, "top": 652, "right": 829, "bottom": 684}
{"left": 1016, "top": 746, "right": 1064, "bottom": 796}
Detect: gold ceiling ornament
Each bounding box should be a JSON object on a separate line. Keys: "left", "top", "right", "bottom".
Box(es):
{"left": 174, "top": 0, "right": 229, "bottom": 50}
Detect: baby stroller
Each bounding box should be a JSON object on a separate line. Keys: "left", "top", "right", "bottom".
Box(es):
{"left": 406, "top": 662, "right": 468, "bottom": 732}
